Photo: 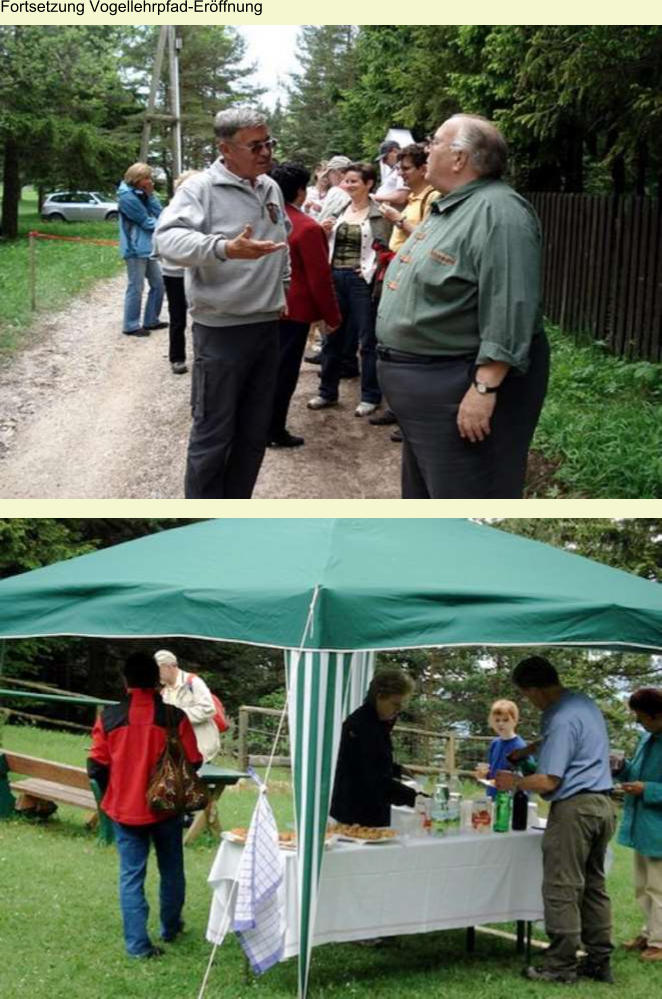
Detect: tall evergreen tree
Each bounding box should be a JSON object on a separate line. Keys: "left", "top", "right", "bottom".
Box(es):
{"left": 279, "top": 26, "right": 358, "bottom": 165}
{"left": 0, "top": 26, "right": 140, "bottom": 238}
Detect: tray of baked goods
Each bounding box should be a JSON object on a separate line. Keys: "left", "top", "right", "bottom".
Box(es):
{"left": 332, "top": 823, "right": 399, "bottom": 844}
{"left": 222, "top": 827, "right": 337, "bottom": 850}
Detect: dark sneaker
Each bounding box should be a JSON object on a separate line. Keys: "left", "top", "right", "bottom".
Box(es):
{"left": 145, "top": 321, "right": 168, "bottom": 330}
{"left": 523, "top": 965, "right": 578, "bottom": 984}
{"left": 577, "top": 958, "right": 614, "bottom": 983}
{"left": 390, "top": 427, "right": 403, "bottom": 442}
{"left": 171, "top": 361, "right": 188, "bottom": 374}
{"left": 123, "top": 328, "right": 150, "bottom": 337}
{"left": 162, "top": 922, "right": 185, "bottom": 943}
{"left": 369, "top": 409, "right": 398, "bottom": 426}
{"left": 268, "top": 430, "right": 305, "bottom": 448}
{"left": 136, "top": 946, "right": 164, "bottom": 959}
{"left": 304, "top": 352, "right": 322, "bottom": 364}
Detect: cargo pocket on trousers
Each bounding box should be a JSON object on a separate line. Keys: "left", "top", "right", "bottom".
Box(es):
{"left": 191, "top": 358, "right": 206, "bottom": 420}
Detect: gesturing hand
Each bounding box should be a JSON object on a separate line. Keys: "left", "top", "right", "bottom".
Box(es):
{"left": 225, "top": 224, "right": 287, "bottom": 260}
{"left": 621, "top": 781, "right": 645, "bottom": 796}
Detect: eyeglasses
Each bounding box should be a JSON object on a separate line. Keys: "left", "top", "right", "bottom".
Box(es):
{"left": 428, "top": 135, "right": 461, "bottom": 151}
{"left": 229, "top": 137, "right": 278, "bottom": 154}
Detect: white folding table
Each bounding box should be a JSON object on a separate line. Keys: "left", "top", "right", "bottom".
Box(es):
{"left": 207, "top": 829, "right": 544, "bottom": 961}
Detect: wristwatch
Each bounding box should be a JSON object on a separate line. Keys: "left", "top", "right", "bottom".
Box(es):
{"left": 473, "top": 376, "right": 499, "bottom": 395}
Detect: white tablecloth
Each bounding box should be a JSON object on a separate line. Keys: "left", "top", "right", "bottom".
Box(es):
{"left": 207, "top": 830, "right": 544, "bottom": 959}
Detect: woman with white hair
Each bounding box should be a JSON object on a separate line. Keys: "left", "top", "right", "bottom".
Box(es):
{"left": 154, "top": 650, "right": 220, "bottom": 762}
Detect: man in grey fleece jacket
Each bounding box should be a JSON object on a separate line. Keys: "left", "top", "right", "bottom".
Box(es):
{"left": 154, "top": 107, "right": 290, "bottom": 499}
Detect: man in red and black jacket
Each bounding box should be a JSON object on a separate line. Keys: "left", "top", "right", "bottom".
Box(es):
{"left": 88, "top": 652, "right": 202, "bottom": 959}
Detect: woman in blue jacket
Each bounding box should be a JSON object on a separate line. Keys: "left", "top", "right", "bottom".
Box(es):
{"left": 616, "top": 687, "right": 662, "bottom": 962}
{"left": 118, "top": 162, "right": 165, "bottom": 336}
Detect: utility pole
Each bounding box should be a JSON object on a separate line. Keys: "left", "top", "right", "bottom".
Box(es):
{"left": 140, "top": 26, "right": 182, "bottom": 180}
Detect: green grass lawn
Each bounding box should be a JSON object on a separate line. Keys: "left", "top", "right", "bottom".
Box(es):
{"left": 1, "top": 725, "right": 660, "bottom": 998}
{"left": 0, "top": 187, "right": 124, "bottom": 353}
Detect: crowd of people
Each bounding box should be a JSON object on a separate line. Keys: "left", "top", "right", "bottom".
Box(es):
{"left": 116, "top": 105, "right": 548, "bottom": 499}
{"left": 85, "top": 647, "right": 662, "bottom": 978}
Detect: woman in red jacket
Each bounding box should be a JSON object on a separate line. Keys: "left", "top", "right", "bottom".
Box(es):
{"left": 268, "top": 163, "right": 342, "bottom": 447}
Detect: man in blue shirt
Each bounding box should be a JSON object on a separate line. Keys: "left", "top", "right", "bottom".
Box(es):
{"left": 495, "top": 656, "right": 616, "bottom": 985}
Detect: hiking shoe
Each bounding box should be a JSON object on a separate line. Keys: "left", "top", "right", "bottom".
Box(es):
{"left": 145, "top": 321, "right": 168, "bottom": 330}
{"left": 162, "top": 922, "right": 185, "bottom": 943}
{"left": 522, "top": 965, "right": 578, "bottom": 984}
{"left": 304, "top": 352, "right": 322, "bottom": 364}
{"left": 623, "top": 935, "right": 648, "bottom": 951}
{"left": 577, "top": 958, "right": 614, "bottom": 983}
{"left": 136, "top": 946, "right": 164, "bottom": 959}
{"left": 268, "top": 430, "right": 305, "bottom": 448}
{"left": 390, "top": 427, "right": 403, "bottom": 442}
{"left": 123, "top": 328, "right": 150, "bottom": 337}
{"left": 369, "top": 409, "right": 398, "bottom": 426}
{"left": 641, "top": 947, "right": 662, "bottom": 961}
{"left": 171, "top": 361, "right": 188, "bottom": 374}
{"left": 307, "top": 396, "right": 337, "bottom": 410}
{"left": 355, "top": 401, "right": 379, "bottom": 417}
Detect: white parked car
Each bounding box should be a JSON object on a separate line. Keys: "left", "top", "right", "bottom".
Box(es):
{"left": 41, "top": 191, "right": 119, "bottom": 222}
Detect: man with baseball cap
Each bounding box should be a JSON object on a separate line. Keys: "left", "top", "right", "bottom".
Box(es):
{"left": 374, "top": 140, "right": 408, "bottom": 207}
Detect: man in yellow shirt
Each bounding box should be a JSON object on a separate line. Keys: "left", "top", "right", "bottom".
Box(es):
{"left": 380, "top": 144, "right": 438, "bottom": 253}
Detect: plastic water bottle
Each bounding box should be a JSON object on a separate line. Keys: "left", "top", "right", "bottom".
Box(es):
{"left": 493, "top": 790, "right": 511, "bottom": 832}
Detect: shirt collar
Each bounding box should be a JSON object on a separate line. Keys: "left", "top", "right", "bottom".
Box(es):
{"left": 431, "top": 177, "right": 497, "bottom": 215}
{"left": 216, "top": 158, "right": 267, "bottom": 190}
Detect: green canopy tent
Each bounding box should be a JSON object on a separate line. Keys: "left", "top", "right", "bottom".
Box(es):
{"left": 1, "top": 518, "right": 661, "bottom": 998}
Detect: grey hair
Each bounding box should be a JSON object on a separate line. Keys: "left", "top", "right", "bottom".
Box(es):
{"left": 214, "top": 107, "right": 267, "bottom": 140}
{"left": 154, "top": 649, "right": 178, "bottom": 668}
{"left": 447, "top": 114, "right": 508, "bottom": 179}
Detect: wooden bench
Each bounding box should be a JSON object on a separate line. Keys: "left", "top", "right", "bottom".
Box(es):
{"left": 0, "top": 750, "right": 113, "bottom": 843}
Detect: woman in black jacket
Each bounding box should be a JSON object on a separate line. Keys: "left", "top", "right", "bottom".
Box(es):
{"left": 330, "top": 667, "right": 416, "bottom": 828}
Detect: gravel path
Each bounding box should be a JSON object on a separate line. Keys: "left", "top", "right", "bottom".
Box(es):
{"left": 0, "top": 275, "right": 401, "bottom": 499}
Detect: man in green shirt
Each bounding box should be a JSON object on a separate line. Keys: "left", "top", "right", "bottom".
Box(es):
{"left": 376, "top": 114, "right": 549, "bottom": 498}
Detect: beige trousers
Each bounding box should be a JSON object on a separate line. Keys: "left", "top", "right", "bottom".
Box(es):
{"left": 634, "top": 852, "right": 662, "bottom": 949}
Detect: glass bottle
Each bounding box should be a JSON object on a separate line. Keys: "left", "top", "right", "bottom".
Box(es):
{"left": 512, "top": 786, "right": 528, "bottom": 830}
{"left": 493, "top": 789, "right": 512, "bottom": 832}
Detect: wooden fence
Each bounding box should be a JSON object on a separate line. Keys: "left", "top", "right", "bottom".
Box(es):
{"left": 236, "top": 704, "right": 493, "bottom": 777}
{"left": 528, "top": 193, "right": 662, "bottom": 362}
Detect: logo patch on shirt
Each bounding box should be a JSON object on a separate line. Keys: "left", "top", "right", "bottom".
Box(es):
{"left": 400, "top": 254, "right": 412, "bottom": 264}
{"left": 266, "top": 202, "right": 281, "bottom": 225}
{"left": 387, "top": 280, "right": 399, "bottom": 291}
{"left": 413, "top": 230, "right": 427, "bottom": 241}
{"left": 429, "top": 249, "right": 456, "bottom": 265}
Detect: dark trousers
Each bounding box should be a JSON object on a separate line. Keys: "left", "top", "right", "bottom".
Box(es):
{"left": 377, "top": 332, "right": 549, "bottom": 498}
{"left": 185, "top": 320, "right": 279, "bottom": 499}
{"left": 542, "top": 794, "right": 616, "bottom": 973}
{"left": 270, "top": 319, "right": 309, "bottom": 437}
{"left": 163, "top": 275, "right": 187, "bottom": 363}
{"left": 320, "top": 270, "right": 381, "bottom": 404}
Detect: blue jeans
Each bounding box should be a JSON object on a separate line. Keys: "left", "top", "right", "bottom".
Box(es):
{"left": 113, "top": 816, "right": 185, "bottom": 956}
{"left": 319, "top": 269, "right": 381, "bottom": 404}
{"left": 123, "top": 256, "right": 164, "bottom": 332}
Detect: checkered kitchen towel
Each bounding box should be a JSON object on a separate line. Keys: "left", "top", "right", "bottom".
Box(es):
{"left": 232, "top": 785, "right": 285, "bottom": 974}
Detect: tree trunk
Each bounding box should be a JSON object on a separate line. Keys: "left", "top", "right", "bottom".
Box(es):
{"left": 1, "top": 137, "right": 21, "bottom": 240}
